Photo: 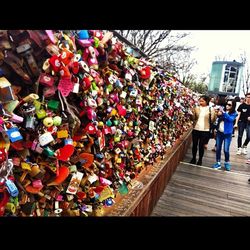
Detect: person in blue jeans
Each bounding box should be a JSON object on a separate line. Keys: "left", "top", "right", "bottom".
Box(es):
{"left": 213, "top": 99, "right": 238, "bottom": 171}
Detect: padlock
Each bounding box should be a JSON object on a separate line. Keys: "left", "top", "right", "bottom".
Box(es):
{"left": 72, "top": 78, "right": 80, "bottom": 93}
{"left": 21, "top": 103, "right": 36, "bottom": 116}
{"left": 16, "top": 43, "right": 40, "bottom": 77}
{"left": 38, "top": 73, "right": 55, "bottom": 87}
{"left": 39, "top": 132, "right": 54, "bottom": 146}
{"left": 5, "top": 179, "right": 19, "bottom": 197}
{"left": 79, "top": 61, "right": 90, "bottom": 73}
{"left": 22, "top": 93, "right": 39, "bottom": 104}
{"left": 29, "top": 164, "right": 41, "bottom": 178}
{"left": 36, "top": 109, "right": 46, "bottom": 119}
{"left": 114, "top": 135, "right": 120, "bottom": 143}
{"left": 87, "top": 98, "right": 97, "bottom": 108}
{"left": 5, "top": 126, "right": 23, "bottom": 143}
{"left": 0, "top": 148, "right": 6, "bottom": 163}
{"left": 47, "top": 99, "right": 60, "bottom": 111}
{"left": 10, "top": 113, "right": 24, "bottom": 123}
{"left": 66, "top": 171, "right": 84, "bottom": 195}
{"left": 32, "top": 179, "right": 43, "bottom": 189}
{"left": 53, "top": 116, "right": 62, "bottom": 126}
{"left": 57, "top": 130, "right": 68, "bottom": 139}
{"left": 69, "top": 165, "right": 77, "bottom": 173}
{"left": 25, "top": 116, "right": 36, "bottom": 130}
{"left": 42, "top": 58, "right": 51, "bottom": 72}
{"left": 49, "top": 55, "right": 61, "bottom": 72}
{"left": 59, "top": 48, "right": 74, "bottom": 66}
{"left": 64, "top": 138, "right": 73, "bottom": 145}
{"left": 0, "top": 77, "right": 15, "bottom": 103}
{"left": 5, "top": 202, "right": 16, "bottom": 214}
{"left": 43, "top": 146, "right": 55, "bottom": 157}
{"left": 43, "top": 117, "right": 54, "bottom": 127}
{"left": 54, "top": 201, "right": 63, "bottom": 215}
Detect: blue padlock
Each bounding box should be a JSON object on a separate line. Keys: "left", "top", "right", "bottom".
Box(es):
{"left": 6, "top": 127, "right": 23, "bottom": 142}
{"left": 5, "top": 179, "right": 19, "bottom": 197}
{"left": 64, "top": 138, "right": 73, "bottom": 145}
{"left": 78, "top": 30, "right": 89, "bottom": 39}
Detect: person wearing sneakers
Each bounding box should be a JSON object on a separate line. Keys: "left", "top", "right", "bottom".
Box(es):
{"left": 235, "top": 93, "right": 250, "bottom": 155}
{"left": 190, "top": 95, "right": 216, "bottom": 165}
{"left": 212, "top": 99, "right": 238, "bottom": 171}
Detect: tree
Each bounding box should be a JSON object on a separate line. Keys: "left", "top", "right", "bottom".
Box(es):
{"left": 188, "top": 79, "right": 208, "bottom": 94}
{"left": 115, "top": 30, "right": 171, "bottom": 58}
{"left": 116, "top": 30, "right": 194, "bottom": 69}
{"left": 114, "top": 30, "right": 197, "bottom": 86}
{"left": 161, "top": 51, "right": 197, "bottom": 85}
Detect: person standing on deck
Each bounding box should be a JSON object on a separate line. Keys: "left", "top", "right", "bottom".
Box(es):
{"left": 234, "top": 93, "right": 250, "bottom": 155}
{"left": 190, "top": 95, "right": 216, "bottom": 166}
{"left": 212, "top": 99, "right": 237, "bottom": 171}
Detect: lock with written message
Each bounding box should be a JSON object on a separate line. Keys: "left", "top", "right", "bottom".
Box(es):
{"left": 39, "top": 132, "right": 54, "bottom": 146}
{"left": 4, "top": 123, "right": 23, "bottom": 143}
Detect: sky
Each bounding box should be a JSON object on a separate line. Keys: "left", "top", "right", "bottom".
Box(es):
{"left": 170, "top": 30, "right": 250, "bottom": 80}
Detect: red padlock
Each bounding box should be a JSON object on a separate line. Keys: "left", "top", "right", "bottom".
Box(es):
{"left": 0, "top": 148, "right": 6, "bottom": 163}
{"left": 38, "top": 73, "right": 55, "bottom": 87}
{"left": 49, "top": 55, "right": 61, "bottom": 72}
{"left": 59, "top": 48, "right": 74, "bottom": 66}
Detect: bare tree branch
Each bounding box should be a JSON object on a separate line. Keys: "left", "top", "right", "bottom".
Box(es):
{"left": 239, "top": 51, "right": 250, "bottom": 95}
{"left": 114, "top": 30, "right": 197, "bottom": 86}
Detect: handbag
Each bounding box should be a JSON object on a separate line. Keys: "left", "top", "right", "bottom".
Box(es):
{"left": 209, "top": 107, "right": 216, "bottom": 139}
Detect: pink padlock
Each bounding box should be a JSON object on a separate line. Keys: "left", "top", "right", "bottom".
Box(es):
{"left": 45, "top": 30, "right": 56, "bottom": 44}
{"left": 39, "top": 73, "right": 55, "bottom": 87}
{"left": 88, "top": 57, "right": 98, "bottom": 68}
{"left": 86, "top": 107, "right": 96, "bottom": 120}
{"left": 10, "top": 113, "right": 24, "bottom": 123}
{"left": 127, "top": 130, "right": 134, "bottom": 137}
{"left": 32, "top": 179, "right": 43, "bottom": 189}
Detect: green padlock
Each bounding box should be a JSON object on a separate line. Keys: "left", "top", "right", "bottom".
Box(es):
{"left": 33, "top": 100, "right": 41, "bottom": 111}
{"left": 118, "top": 181, "right": 128, "bottom": 195}
{"left": 47, "top": 99, "right": 60, "bottom": 111}
{"left": 93, "top": 37, "right": 100, "bottom": 48}
{"left": 36, "top": 109, "right": 46, "bottom": 119}
{"left": 113, "top": 119, "right": 119, "bottom": 126}
{"left": 106, "top": 120, "right": 112, "bottom": 127}
{"left": 43, "top": 147, "right": 54, "bottom": 157}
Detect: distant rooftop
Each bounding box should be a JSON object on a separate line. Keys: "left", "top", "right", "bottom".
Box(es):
{"left": 212, "top": 60, "right": 243, "bottom": 66}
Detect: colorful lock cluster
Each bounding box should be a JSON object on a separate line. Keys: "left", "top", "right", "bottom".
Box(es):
{"left": 0, "top": 30, "right": 195, "bottom": 216}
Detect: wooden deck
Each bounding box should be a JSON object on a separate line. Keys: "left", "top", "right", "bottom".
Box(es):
{"left": 151, "top": 131, "right": 250, "bottom": 216}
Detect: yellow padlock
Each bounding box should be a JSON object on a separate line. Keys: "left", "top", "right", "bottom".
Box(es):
{"left": 5, "top": 203, "right": 16, "bottom": 214}
{"left": 57, "top": 130, "right": 68, "bottom": 139}
{"left": 110, "top": 108, "right": 117, "bottom": 116}
{"left": 114, "top": 135, "right": 120, "bottom": 143}
{"left": 116, "top": 157, "right": 122, "bottom": 164}
{"left": 21, "top": 162, "right": 32, "bottom": 171}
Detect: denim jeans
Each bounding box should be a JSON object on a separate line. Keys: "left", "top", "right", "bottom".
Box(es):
{"left": 216, "top": 131, "right": 232, "bottom": 162}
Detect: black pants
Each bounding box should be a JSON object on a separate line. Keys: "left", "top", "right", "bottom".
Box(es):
{"left": 237, "top": 121, "right": 250, "bottom": 148}
{"left": 192, "top": 129, "right": 210, "bottom": 161}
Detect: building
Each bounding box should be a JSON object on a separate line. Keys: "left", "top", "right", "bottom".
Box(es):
{"left": 208, "top": 60, "right": 244, "bottom": 97}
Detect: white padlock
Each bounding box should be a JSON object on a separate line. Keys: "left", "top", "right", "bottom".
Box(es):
{"left": 39, "top": 132, "right": 54, "bottom": 146}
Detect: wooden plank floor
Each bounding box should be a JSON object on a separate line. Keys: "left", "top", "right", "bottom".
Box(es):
{"left": 183, "top": 130, "right": 250, "bottom": 174}
{"left": 151, "top": 131, "right": 250, "bottom": 216}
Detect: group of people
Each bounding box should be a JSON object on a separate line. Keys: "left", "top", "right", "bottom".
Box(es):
{"left": 190, "top": 93, "right": 250, "bottom": 176}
